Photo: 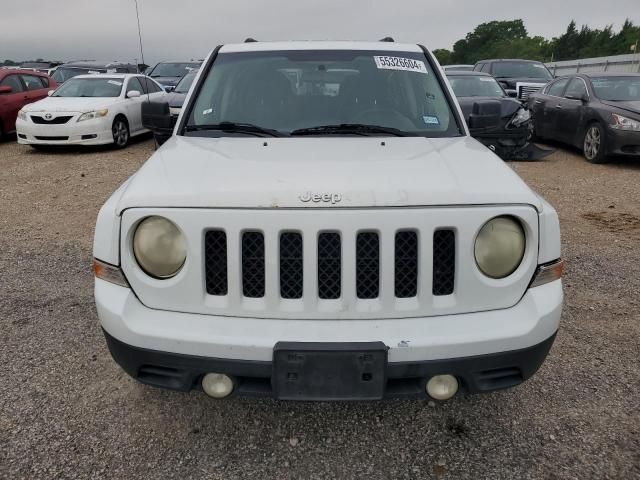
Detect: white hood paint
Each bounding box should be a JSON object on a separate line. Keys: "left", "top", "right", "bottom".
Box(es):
{"left": 22, "top": 96, "right": 118, "bottom": 113}
{"left": 116, "top": 135, "right": 542, "bottom": 212}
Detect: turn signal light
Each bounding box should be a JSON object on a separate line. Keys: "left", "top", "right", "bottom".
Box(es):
{"left": 93, "top": 258, "right": 129, "bottom": 287}
{"left": 529, "top": 259, "right": 565, "bottom": 288}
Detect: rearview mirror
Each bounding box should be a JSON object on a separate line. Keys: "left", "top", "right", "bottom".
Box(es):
{"left": 127, "top": 90, "right": 141, "bottom": 99}
{"left": 142, "top": 101, "right": 173, "bottom": 136}
{"left": 0, "top": 86, "right": 12, "bottom": 94}
{"left": 467, "top": 100, "right": 502, "bottom": 130}
{"left": 164, "top": 86, "right": 175, "bottom": 93}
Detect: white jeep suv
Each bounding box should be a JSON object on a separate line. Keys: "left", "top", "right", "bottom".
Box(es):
{"left": 93, "top": 41, "right": 563, "bottom": 401}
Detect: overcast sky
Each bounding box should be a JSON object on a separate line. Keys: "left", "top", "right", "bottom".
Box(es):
{"left": 1, "top": 0, "right": 638, "bottom": 64}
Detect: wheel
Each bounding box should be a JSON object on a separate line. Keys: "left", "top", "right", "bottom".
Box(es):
{"left": 112, "top": 117, "right": 130, "bottom": 149}
{"left": 583, "top": 123, "right": 608, "bottom": 164}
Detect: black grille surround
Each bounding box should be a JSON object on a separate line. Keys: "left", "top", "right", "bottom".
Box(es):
{"left": 202, "top": 228, "right": 456, "bottom": 301}
{"left": 30, "top": 115, "right": 73, "bottom": 124}
{"left": 433, "top": 230, "right": 456, "bottom": 296}
{"left": 317, "top": 232, "right": 342, "bottom": 300}
{"left": 356, "top": 232, "right": 380, "bottom": 299}
{"left": 280, "top": 232, "right": 303, "bottom": 299}
{"left": 241, "top": 231, "right": 265, "bottom": 298}
{"left": 204, "top": 230, "right": 228, "bottom": 295}
{"left": 395, "top": 231, "right": 418, "bottom": 298}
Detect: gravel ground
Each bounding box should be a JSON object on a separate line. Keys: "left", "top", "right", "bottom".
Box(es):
{"left": 1, "top": 138, "right": 639, "bottom": 480}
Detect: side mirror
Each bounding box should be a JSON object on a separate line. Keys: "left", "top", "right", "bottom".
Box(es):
{"left": 164, "top": 86, "right": 175, "bottom": 93}
{"left": 0, "top": 86, "right": 12, "bottom": 94}
{"left": 127, "top": 90, "right": 141, "bottom": 99}
{"left": 47, "top": 90, "right": 55, "bottom": 96}
{"left": 467, "top": 100, "right": 502, "bottom": 131}
{"left": 506, "top": 89, "right": 518, "bottom": 98}
{"left": 142, "top": 101, "right": 173, "bottom": 136}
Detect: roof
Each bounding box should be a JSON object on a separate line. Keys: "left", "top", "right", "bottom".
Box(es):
{"left": 70, "top": 73, "right": 144, "bottom": 80}
{"left": 445, "top": 71, "right": 491, "bottom": 77}
{"left": 58, "top": 60, "right": 136, "bottom": 68}
{"left": 581, "top": 72, "right": 640, "bottom": 78}
{"left": 0, "top": 68, "right": 49, "bottom": 76}
{"left": 220, "top": 41, "right": 423, "bottom": 53}
{"left": 476, "top": 59, "right": 544, "bottom": 64}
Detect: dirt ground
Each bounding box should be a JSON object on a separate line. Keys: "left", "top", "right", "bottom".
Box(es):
{"left": 1, "top": 137, "right": 639, "bottom": 480}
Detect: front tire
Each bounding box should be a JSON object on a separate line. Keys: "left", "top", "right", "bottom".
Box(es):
{"left": 112, "top": 117, "right": 130, "bottom": 149}
{"left": 583, "top": 123, "right": 608, "bottom": 164}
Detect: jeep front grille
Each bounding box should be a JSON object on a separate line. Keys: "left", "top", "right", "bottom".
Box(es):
{"left": 204, "top": 228, "right": 456, "bottom": 302}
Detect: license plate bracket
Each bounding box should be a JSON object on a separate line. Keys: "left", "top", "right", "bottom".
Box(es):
{"left": 272, "top": 342, "right": 388, "bottom": 401}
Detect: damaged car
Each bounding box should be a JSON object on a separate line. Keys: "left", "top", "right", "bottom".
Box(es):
{"left": 446, "top": 70, "right": 534, "bottom": 159}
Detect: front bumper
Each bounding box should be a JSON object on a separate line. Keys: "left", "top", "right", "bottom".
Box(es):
{"left": 16, "top": 117, "right": 113, "bottom": 146}
{"left": 96, "top": 278, "right": 563, "bottom": 399}
{"left": 471, "top": 126, "right": 530, "bottom": 159}
{"left": 606, "top": 128, "right": 640, "bottom": 157}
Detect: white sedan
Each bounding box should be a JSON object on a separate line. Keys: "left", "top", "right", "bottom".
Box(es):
{"left": 16, "top": 74, "right": 166, "bottom": 148}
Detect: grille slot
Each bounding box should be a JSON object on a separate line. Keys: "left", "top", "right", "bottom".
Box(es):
{"left": 242, "top": 231, "right": 265, "bottom": 298}
{"left": 34, "top": 136, "right": 68, "bottom": 141}
{"left": 433, "top": 230, "right": 455, "bottom": 295}
{"left": 280, "top": 232, "right": 303, "bottom": 299}
{"left": 395, "top": 231, "right": 418, "bottom": 298}
{"left": 30, "top": 115, "right": 73, "bottom": 124}
{"left": 204, "top": 230, "right": 227, "bottom": 295}
{"left": 356, "top": 232, "right": 379, "bottom": 299}
{"left": 317, "top": 232, "right": 341, "bottom": 299}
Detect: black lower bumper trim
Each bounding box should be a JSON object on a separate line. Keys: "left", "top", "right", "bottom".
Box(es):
{"left": 103, "top": 329, "right": 557, "bottom": 399}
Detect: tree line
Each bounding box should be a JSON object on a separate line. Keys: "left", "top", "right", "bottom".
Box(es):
{"left": 433, "top": 19, "right": 640, "bottom": 65}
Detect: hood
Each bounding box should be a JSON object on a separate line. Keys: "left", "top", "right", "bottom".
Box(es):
{"left": 600, "top": 100, "right": 640, "bottom": 117}
{"left": 116, "top": 136, "right": 542, "bottom": 213}
{"left": 22, "top": 96, "right": 114, "bottom": 113}
{"left": 166, "top": 91, "right": 187, "bottom": 108}
{"left": 496, "top": 77, "right": 548, "bottom": 88}
{"left": 150, "top": 76, "right": 180, "bottom": 87}
{"left": 456, "top": 96, "right": 522, "bottom": 121}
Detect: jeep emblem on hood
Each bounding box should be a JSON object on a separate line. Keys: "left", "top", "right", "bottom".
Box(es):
{"left": 299, "top": 192, "right": 342, "bottom": 204}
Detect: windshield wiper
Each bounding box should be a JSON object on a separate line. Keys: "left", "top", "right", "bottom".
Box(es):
{"left": 291, "top": 124, "right": 409, "bottom": 137}
{"left": 184, "top": 122, "right": 283, "bottom": 137}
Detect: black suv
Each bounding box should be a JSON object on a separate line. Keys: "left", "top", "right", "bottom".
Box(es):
{"left": 473, "top": 59, "right": 553, "bottom": 100}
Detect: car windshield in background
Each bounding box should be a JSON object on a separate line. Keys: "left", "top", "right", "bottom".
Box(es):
{"left": 591, "top": 77, "right": 640, "bottom": 101}
{"left": 150, "top": 63, "right": 199, "bottom": 78}
{"left": 174, "top": 71, "right": 197, "bottom": 93}
{"left": 448, "top": 75, "right": 505, "bottom": 97}
{"left": 52, "top": 77, "right": 123, "bottom": 97}
{"left": 492, "top": 62, "right": 552, "bottom": 80}
{"left": 186, "top": 50, "right": 461, "bottom": 137}
{"left": 52, "top": 67, "right": 103, "bottom": 83}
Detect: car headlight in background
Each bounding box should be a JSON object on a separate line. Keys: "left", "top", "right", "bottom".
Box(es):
{"left": 77, "top": 109, "right": 109, "bottom": 122}
{"left": 508, "top": 108, "right": 531, "bottom": 128}
{"left": 474, "top": 216, "right": 526, "bottom": 279}
{"left": 133, "top": 216, "right": 187, "bottom": 278}
{"left": 17, "top": 110, "right": 27, "bottom": 121}
{"left": 609, "top": 113, "right": 640, "bottom": 131}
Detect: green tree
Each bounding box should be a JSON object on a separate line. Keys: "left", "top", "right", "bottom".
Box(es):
{"left": 432, "top": 48, "right": 452, "bottom": 65}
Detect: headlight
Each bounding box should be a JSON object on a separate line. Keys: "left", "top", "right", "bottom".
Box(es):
{"left": 508, "top": 108, "right": 530, "bottom": 128}
{"left": 77, "top": 109, "right": 109, "bottom": 122}
{"left": 133, "top": 216, "right": 186, "bottom": 278}
{"left": 474, "top": 216, "right": 526, "bottom": 279}
{"left": 17, "top": 110, "right": 27, "bottom": 121}
{"left": 610, "top": 113, "right": 640, "bottom": 131}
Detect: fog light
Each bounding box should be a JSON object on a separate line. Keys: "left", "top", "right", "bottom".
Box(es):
{"left": 202, "top": 373, "right": 234, "bottom": 399}
{"left": 426, "top": 374, "right": 459, "bottom": 400}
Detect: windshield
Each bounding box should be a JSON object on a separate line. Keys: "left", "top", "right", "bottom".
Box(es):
{"left": 52, "top": 77, "right": 123, "bottom": 97}
{"left": 591, "top": 77, "right": 640, "bottom": 101}
{"left": 447, "top": 75, "right": 505, "bottom": 97}
{"left": 174, "top": 71, "right": 197, "bottom": 93}
{"left": 186, "top": 50, "right": 461, "bottom": 137}
{"left": 492, "top": 62, "right": 552, "bottom": 80}
{"left": 52, "top": 67, "right": 104, "bottom": 83}
{"left": 150, "top": 62, "right": 199, "bottom": 78}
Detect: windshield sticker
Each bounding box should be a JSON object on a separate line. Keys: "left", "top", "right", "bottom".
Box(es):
{"left": 479, "top": 77, "right": 494, "bottom": 82}
{"left": 88, "top": 70, "right": 100, "bottom": 74}
{"left": 374, "top": 56, "right": 427, "bottom": 74}
{"left": 107, "top": 80, "right": 123, "bottom": 86}
{"left": 202, "top": 108, "right": 213, "bottom": 115}
{"left": 106, "top": 69, "right": 117, "bottom": 73}
{"left": 423, "top": 115, "right": 440, "bottom": 125}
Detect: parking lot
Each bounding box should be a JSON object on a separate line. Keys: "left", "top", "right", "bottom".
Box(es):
{"left": 1, "top": 138, "right": 639, "bottom": 479}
